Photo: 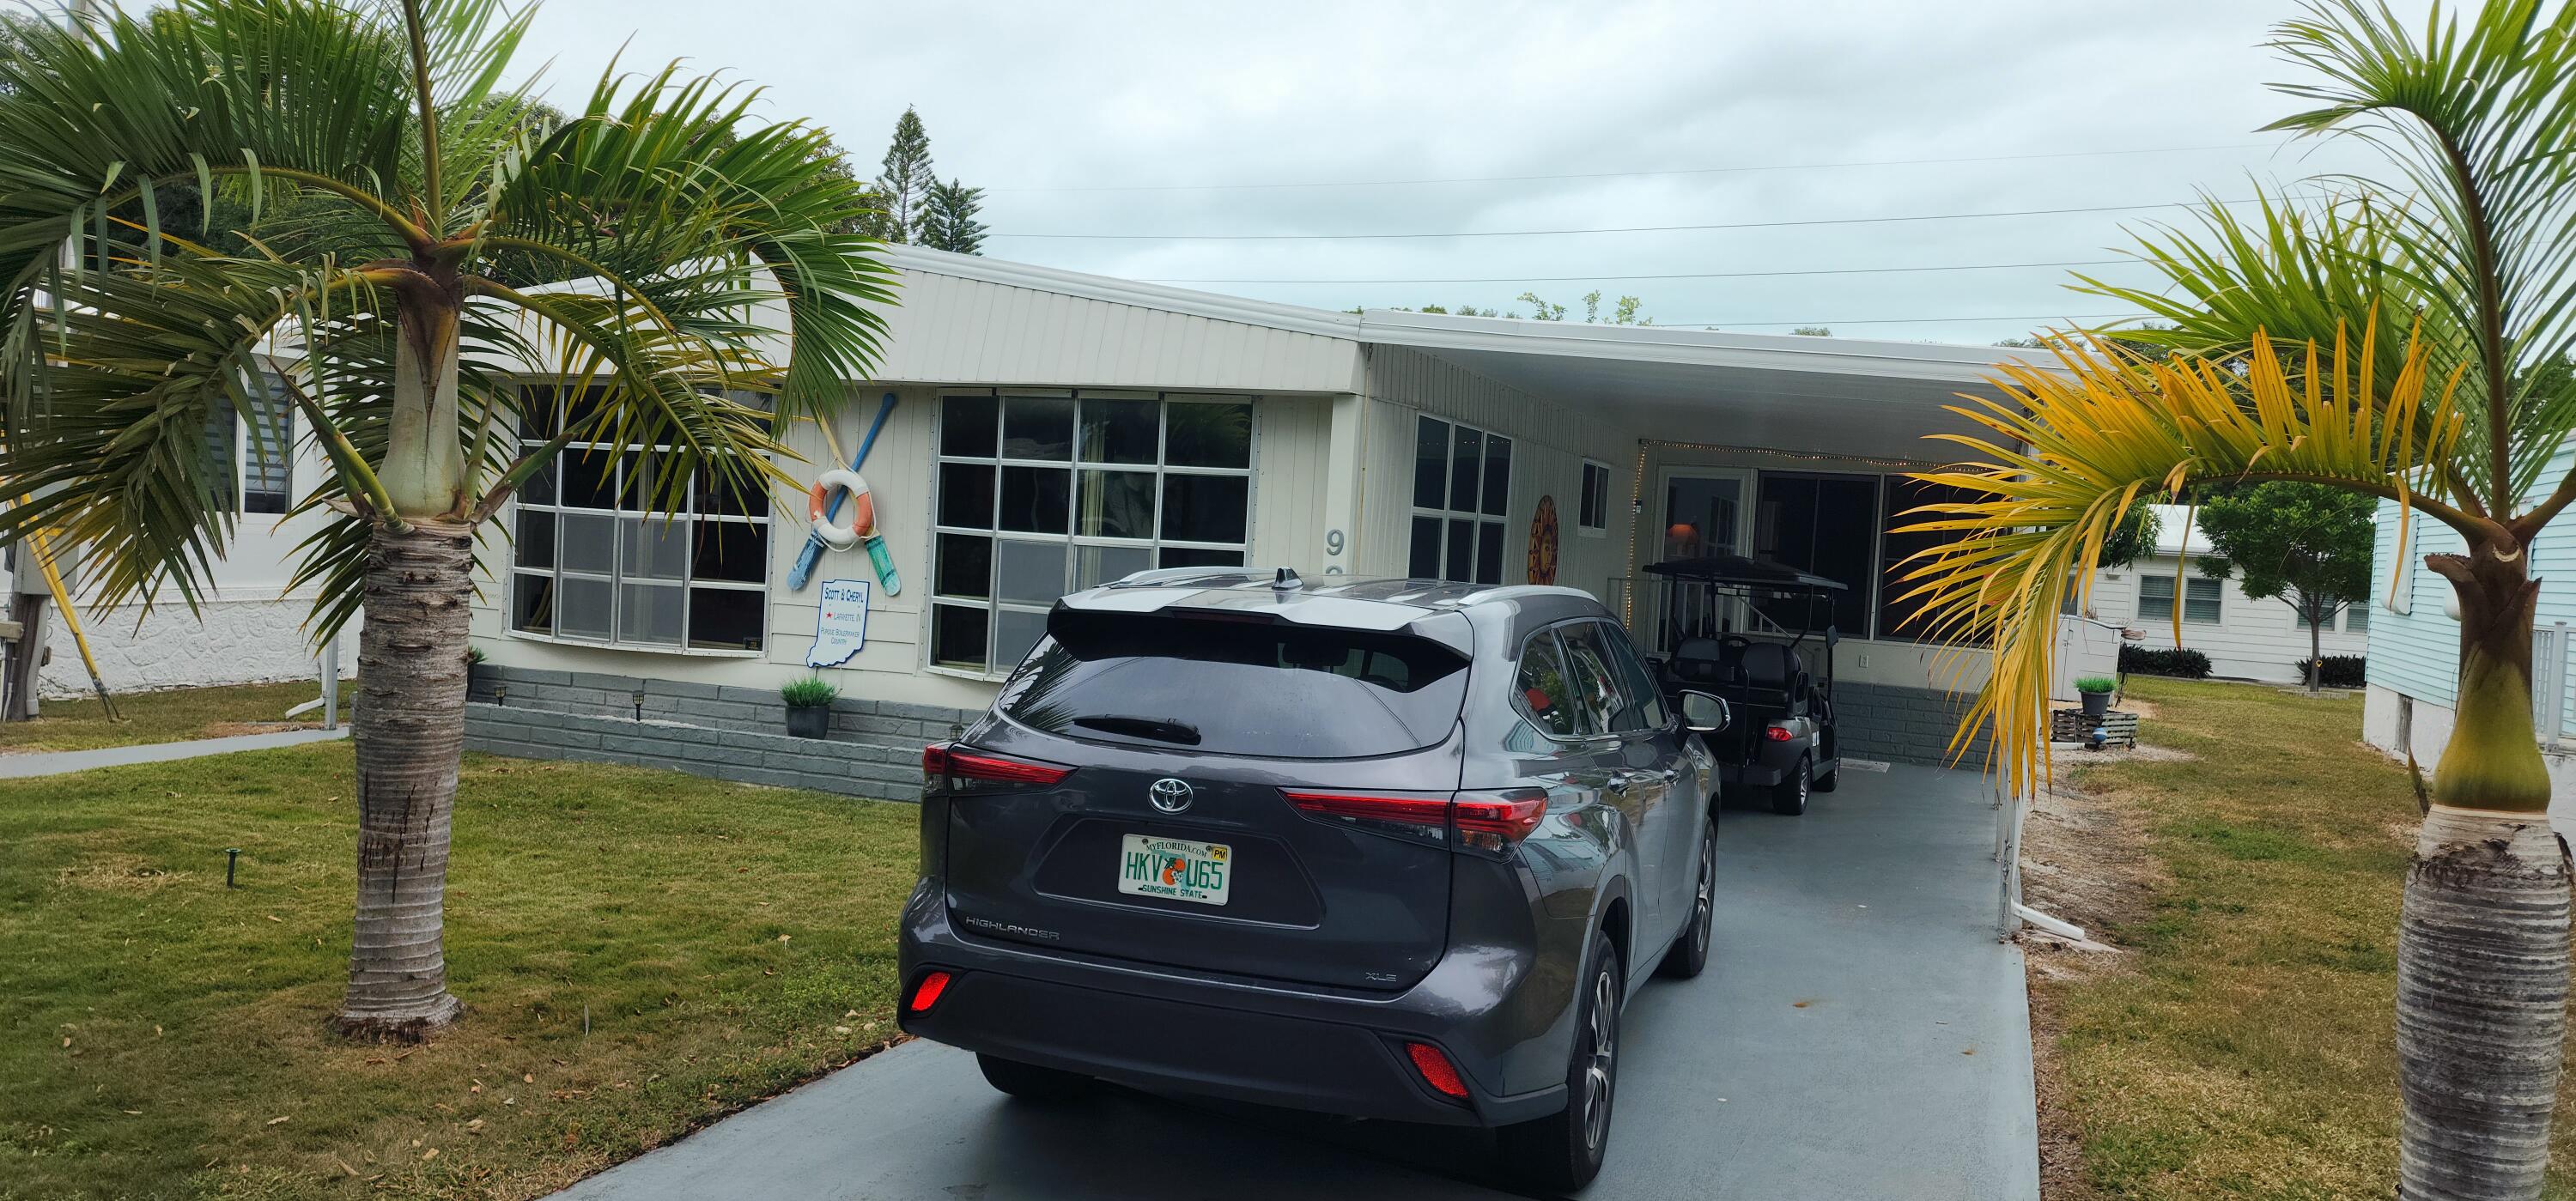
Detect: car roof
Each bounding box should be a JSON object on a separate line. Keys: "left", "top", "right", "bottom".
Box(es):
{"left": 1052, "top": 569, "right": 1606, "bottom": 654}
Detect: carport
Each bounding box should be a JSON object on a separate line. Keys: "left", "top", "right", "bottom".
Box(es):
{"left": 550, "top": 762, "right": 2038, "bottom": 1201}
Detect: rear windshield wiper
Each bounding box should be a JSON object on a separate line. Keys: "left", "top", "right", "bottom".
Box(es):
{"left": 1071, "top": 714, "right": 1204, "bottom": 746}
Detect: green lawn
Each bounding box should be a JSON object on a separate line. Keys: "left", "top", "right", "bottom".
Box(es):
{"left": 0, "top": 679, "right": 356, "bottom": 755}
{"left": 2036, "top": 676, "right": 2576, "bottom": 1198}
{"left": 0, "top": 743, "right": 918, "bottom": 1200}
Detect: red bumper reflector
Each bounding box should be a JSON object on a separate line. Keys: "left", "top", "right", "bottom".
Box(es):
{"left": 1405, "top": 1041, "right": 1470, "bottom": 1100}
{"left": 1763, "top": 725, "right": 1795, "bottom": 742}
{"left": 908, "top": 971, "right": 953, "bottom": 1013}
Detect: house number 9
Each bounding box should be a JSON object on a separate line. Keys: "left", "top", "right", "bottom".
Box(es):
{"left": 1325, "top": 529, "right": 1345, "bottom": 555}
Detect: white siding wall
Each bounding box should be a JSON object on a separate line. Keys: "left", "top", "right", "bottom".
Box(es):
{"left": 2089, "top": 553, "right": 2368, "bottom": 683}
{"left": 36, "top": 403, "right": 359, "bottom": 699}
{"left": 1353, "top": 345, "right": 1643, "bottom": 599}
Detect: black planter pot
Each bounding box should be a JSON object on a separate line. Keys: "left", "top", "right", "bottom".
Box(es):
{"left": 786, "top": 706, "right": 832, "bottom": 739}
{"left": 2080, "top": 689, "right": 2111, "bottom": 718}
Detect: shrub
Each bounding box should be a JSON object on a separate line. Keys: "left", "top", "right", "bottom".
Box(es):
{"left": 2120, "top": 646, "right": 2213, "bottom": 679}
{"left": 2075, "top": 676, "right": 2118, "bottom": 695}
{"left": 780, "top": 676, "right": 840, "bottom": 708}
{"left": 2298, "top": 655, "right": 2367, "bottom": 688}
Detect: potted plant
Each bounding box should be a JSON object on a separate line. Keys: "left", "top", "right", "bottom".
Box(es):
{"left": 2075, "top": 676, "right": 2117, "bottom": 718}
{"left": 781, "top": 676, "right": 838, "bottom": 739}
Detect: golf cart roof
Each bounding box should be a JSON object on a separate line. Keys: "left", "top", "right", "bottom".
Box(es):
{"left": 1643, "top": 555, "right": 1849, "bottom": 591}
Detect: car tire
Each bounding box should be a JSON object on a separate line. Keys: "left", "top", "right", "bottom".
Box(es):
{"left": 975, "top": 1053, "right": 1091, "bottom": 1103}
{"left": 1659, "top": 821, "right": 1716, "bottom": 980}
{"left": 1502, "top": 929, "right": 1622, "bottom": 1193}
{"left": 1771, "top": 755, "right": 1811, "bottom": 816}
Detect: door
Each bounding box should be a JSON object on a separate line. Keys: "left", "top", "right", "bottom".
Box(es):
{"left": 1554, "top": 620, "right": 1673, "bottom": 937}
{"left": 1595, "top": 620, "right": 1700, "bottom": 942}
{"left": 1654, "top": 469, "right": 1753, "bottom": 654}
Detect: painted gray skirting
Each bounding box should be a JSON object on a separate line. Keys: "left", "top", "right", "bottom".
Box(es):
{"left": 1832, "top": 682, "right": 1991, "bottom": 769}
{"left": 464, "top": 664, "right": 981, "bottom": 804}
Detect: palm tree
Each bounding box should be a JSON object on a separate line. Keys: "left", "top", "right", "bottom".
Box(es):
{"left": 0, "top": 0, "right": 891, "bottom": 1039}
{"left": 1902, "top": 3, "right": 2576, "bottom": 1196}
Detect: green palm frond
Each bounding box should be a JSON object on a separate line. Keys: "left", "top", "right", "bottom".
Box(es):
{"left": 0, "top": 0, "right": 891, "bottom": 644}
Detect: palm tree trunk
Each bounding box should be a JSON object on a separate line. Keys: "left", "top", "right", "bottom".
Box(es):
{"left": 335, "top": 288, "right": 474, "bottom": 1040}
{"left": 2309, "top": 606, "right": 2324, "bottom": 694}
{"left": 333, "top": 517, "right": 474, "bottom": 1037}
{"left": 2403, "top": 551, "right": 2569, "bottom": 1199}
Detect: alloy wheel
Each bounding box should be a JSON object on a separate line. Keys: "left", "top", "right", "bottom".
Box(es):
{"left": 1581, "top": 961, "right": 1619, "bottom": 1150}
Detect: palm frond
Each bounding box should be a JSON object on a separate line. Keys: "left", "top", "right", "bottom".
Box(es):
{"left": 1898, "top": 320, "right": 2474, "bottom": 796}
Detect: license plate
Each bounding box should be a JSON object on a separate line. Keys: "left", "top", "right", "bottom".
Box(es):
{"left": 1116, "top": 834, "right": 1232, "bottom": 907}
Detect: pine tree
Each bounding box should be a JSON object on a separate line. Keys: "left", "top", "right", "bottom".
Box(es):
{"left": 920, "top": 176, "right": 987, "bottom": 255}
{"left": 871, "top": 106, "right": 934, "bottom": 244}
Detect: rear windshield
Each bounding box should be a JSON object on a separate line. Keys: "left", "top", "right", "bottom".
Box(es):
{"left": 997, "top": 610, "right": 1471, "bottom": 759}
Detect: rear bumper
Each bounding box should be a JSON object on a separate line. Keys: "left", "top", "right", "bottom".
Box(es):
{"left": 898, "top": 889, "right": 1571, "bottom": 1127}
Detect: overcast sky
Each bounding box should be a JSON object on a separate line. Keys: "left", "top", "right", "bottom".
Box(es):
{"left": 517, "top": 0, "right": 2428, "bottom": 346}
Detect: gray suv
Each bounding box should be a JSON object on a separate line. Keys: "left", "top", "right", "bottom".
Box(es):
{"left": 898, "top": 570, "right": 1728, "bottom": 1191}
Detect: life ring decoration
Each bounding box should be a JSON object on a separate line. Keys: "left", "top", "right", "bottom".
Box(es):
{"left": 1528, "top": 494, "right": 1560, "bottom": 585}
{"left": 808, "top": 470, "right": 875, "bottom": 549}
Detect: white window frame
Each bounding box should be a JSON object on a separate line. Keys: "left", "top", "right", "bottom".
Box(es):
{"left": 926, "top": 390, "right": 1257, "bottom": 680}
{"left": 2137, "top": 573, "right": 2222, "bottom": 626}
{"left": 1577, "top": 459, "right": 1613, "bottom": 537}
{"left": 210, "top": 370, "right": 296, "bottom": 516}
{"left": 506, "top": 388, "right": 773, "bottom": 657}
{"left": 1407, "top": 414, "right": 1515, "bottom": 585}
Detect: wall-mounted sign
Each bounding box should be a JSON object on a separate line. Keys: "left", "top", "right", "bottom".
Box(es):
{"left": 1528, "top": 495, "right": 1561, "bottom": 585}
{"left": 805, "top": 578, "right": 872, "bottom": 668}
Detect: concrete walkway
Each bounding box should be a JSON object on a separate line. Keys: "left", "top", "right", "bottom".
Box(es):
{"left": 555, "top": 761, "right": 2038, "bottom": 1201}
{"left": 0, "top": 726, "right": 347, "bottom": 778}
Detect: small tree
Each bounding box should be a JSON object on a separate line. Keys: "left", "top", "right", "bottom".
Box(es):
{"left": 2193, "top": 482, "right": 2376, "bottom": 689}
{"left": 871, "top": 106, "right": 935, "bottom": 244}
{"left": 919, "top": 175, "right": 987, "bottom": 255}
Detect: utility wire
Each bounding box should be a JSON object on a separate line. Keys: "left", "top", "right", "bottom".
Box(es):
{"left": 1143, "top": 258, "right": 2136, "bottom": 286}
{"left": 990, "top": 195, "right": 2281, "bottom": 241}
{"left": 986, "top": 143, "right": 2275, "bottom": 193}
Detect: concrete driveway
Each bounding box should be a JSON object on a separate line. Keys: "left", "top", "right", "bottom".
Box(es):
{"left": 556, "top": 761, "right": 2039, "bottom": 1200}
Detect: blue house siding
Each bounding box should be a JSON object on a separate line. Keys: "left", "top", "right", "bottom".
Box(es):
{"left": 2369, "top": 440, "right": 2576, "bottom": 737}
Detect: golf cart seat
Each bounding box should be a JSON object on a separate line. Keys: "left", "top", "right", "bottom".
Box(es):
{"left": 1739, "top": 642, "right": 1810, "bottom": 706}
{"left": 1666, "top": 637, "right": 1733, "bottom": 688}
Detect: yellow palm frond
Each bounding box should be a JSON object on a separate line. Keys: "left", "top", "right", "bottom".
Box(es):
{"left": 1896, "top": 318, "right": 2471, "bottom": 797}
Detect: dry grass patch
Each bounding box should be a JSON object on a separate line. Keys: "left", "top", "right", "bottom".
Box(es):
{"left": 0, "top": 680, "right": 356, "bottom": 755}
{"left": 2027, "top": 676, "right": 2576, "bottom": 1198}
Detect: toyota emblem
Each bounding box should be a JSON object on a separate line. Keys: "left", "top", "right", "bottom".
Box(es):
{"left": 1147, "top": 778, "right": 1194, "bottom": 814}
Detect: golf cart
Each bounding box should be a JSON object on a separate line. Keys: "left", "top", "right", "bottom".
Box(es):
{"left": 1640, "top": 555, "right": 1844, "bottom": 816}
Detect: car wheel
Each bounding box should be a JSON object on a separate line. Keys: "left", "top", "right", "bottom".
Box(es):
{"left": 975, "top": 1053, "right": 1091, "bottom": 1102}
{"left": 1659, "top": 821, "right": 1716, "bottom": 980}
{"left": 1771, "top": 755, "right": 1811, "bottom": 816}
{"left": 1502, "top": 929, "right": 1622, "bottom": 1193}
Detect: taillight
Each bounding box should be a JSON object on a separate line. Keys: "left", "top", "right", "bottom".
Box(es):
{"left": 1452, "top": 790, "right": 1548, "bottom": 852}
{"left": 1764, "top": 725, "right": 1795, "bottom": 743}
{"left": 1284, "top": 788, "right": 1547, "bottom": 856}
{"left": 922, "top": 743, "right": 1072, "bottom": 792}
{"left": 908, "top": 970, "right": 952, "bottom": 1013}
{"left": 1404, "top": 1041, "right": 1471, "bottom": 1101}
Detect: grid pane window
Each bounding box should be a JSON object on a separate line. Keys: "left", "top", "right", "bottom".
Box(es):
{"left": 931, "top": 391, "right": 1255, "bottom": 674}
{"left": 509, "top": 385, "right": 770, "bottom": 652}
{"left": 204, "top": 370, "right": 295, "bottom": 514}
{"left": 1408, "top": 415, "right": 1513, "bottom": 584}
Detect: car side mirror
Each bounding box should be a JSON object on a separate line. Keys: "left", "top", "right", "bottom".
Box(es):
{"left": 1680, "top": 689, "right": 1730, "bottom": 734}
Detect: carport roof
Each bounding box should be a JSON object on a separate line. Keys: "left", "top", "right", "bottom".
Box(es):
{"left": 885, "top": 245, "right": 2057, "bottom": 461}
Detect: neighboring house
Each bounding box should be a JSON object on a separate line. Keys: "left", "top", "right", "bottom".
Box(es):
{"left": 2081, "top": 504, "right": 2368, "bottom": 685}
{"left": 2364, "top": 442, "right": 2576, "bottom": 820}
{"left": 21, "top": 367, "right": 358, "bottom": 701}
{"left": 461, "top": 244, "right": 2107, "bottom": 797}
